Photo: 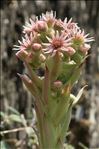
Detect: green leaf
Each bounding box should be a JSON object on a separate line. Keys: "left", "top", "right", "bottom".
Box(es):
{"left": 69, "top": 67, "right": 80, "bottom": 85}
{"left": 58, "top": 105, "right": 72, "bottom": 141}
{"left": 64, "top": 143, "right": 75, "bottom": 149}
{"left": 52, "top": 95, "right": 70, "bottom": 126}
{"left": 8, "top": 106, "right": 20, "bottom": 115}
{"left": 72, "top": 85, "right": 87, "bottom": 105}
{"left": 78, "top": 142, "right": 88, "bottom": 149}
{"left": 71, "top": 52, "right": 83, "bottom": 63}
{"left": 0, "top": 111, "right": 5, "bottom": 118}
{"left": 9, "top": 114, "right": 22, "bottom": 123}
{"left": 58, "top": 61, "right": 77, "bottom": 84}
{"left": 63, "top": 61, "right": 77, "bottom": 70}
{"left": 25, "top": 127, "right": 35, "bottom": 137}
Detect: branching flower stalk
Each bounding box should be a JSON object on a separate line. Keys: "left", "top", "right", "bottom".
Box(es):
{"left": 14, "top": 11, "right": 94, "bottom": 149}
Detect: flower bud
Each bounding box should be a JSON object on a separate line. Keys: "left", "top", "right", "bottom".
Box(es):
{"left": 16, "top": 50, "right": 28, "bottom": 61}
{"left": 32, "top": 43, "right": 42, "bottom": 52}
{"left": 35, "top": 21, "right": 48, "bottom": 32}
{"left": 53, "top": 80, "right": 62, "bottom": 89}
{"left": 80, "top": 44, "right": 91, "bottom": 54}
{"left": 65, "top": 47, "right": 76, "bottom": 55}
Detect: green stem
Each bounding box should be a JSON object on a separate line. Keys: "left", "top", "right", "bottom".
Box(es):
{"left": 42, "top": 66, "right": 50, "bottom": 105}
{"left": 24, "top": 62, "right": 42, "bottom": 89}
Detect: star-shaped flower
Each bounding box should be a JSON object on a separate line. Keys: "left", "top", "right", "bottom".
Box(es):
{"left": 43, "top": 31, "right": 74, "bottom": 55}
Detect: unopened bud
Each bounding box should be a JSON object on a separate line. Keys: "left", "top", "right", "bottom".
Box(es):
{"left": 80, "top": 44, "right": 91, "bottom": 54}
{"left": 32, "top": 43, "right": 42, "bottom": 51}
{"left": 35, "top": 21, "right": 48, "bottom": 32}
{"left": 53, "top": 80, "right": 62, "bottom": 89}
{"left": 65, "top": 47, "right": 76, "bottom": 55}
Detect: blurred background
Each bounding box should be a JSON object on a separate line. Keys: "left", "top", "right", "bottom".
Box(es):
{"left": 0, "top": 0, "right": 99, "bottom": 149}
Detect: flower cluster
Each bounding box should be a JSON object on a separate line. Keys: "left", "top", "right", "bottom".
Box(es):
{"left": 14, "top": 11, "right": 94, "bottom": 107}
{"left": 14, "top": 11, "right": 94, "bottom": 149}
{"left": 14, "top": 11, "right": 94, "bottom": 62}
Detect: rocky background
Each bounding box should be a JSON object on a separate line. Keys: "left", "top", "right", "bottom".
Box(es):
{"left": 0, "top": 0, "right": 99, "bottom": 149}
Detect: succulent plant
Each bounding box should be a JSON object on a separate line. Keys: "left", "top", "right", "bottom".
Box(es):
{"left": 14, "top": 11, "right": 94, "bottom": 149}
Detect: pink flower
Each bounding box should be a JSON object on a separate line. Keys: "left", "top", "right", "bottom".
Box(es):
{"left": 13, "top": 11, "right": 94, "bottom": 60}
{"left": 72, "top": 29, "right": 94, "bottom": 45}
{"left": 54, "top": 19, "right": 63, "bottom": 30}
{"left": 13, "top": 33, "right": 33, "bottom": 51}
{"left": 41, "top": 11, "right": 56, "bottom": 26}
{"left": 63, "top": 18, "right": 79, "bottom": 37}
{"left": 23, "top": 18, "right": 48, "bottom": 34}
{"left": 23, "top": 18, "right": 36, "bottom": 34}
{"left": 43, "top": 31, "right": 72, "bottom": 55}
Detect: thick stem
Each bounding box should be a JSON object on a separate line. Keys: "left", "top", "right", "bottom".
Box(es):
{"left": 37, "top": 113, "right": 64, "bottom": 149}
{"left": 35, "top": 98, "right": 64, "bottom": 149}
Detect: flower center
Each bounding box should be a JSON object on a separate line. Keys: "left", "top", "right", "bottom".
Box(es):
{"left": 72, "top": 35, "right": 84, "bottom": 45}
{"left": 52, "top": 38, "right": 63, "bottom": 49}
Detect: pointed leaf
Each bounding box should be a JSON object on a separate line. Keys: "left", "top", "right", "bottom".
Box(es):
{"left": 69, "top": 67, "right": 81, "bottom": 85}
{"left": 0, "top": 112, "right": 5, "bottom": 118}
{"left": 24, "top": 62, "right": 42, "bottom": 89}
{"left": 9, "top": 114, "right": 22, "bottom": 123}
{"left": 25, "top": 127, "right": 34, "bottom": 136}
{"left": 71, "top": 52, "right": 83, "bottom": 63}
{"left": 8, "top": 106, "right": 20, "bottom": 115}
{"left": 57, "top": 106, "right": 72, "bottom": 142}
{"left": 73, "top": 85, "right": 87, "bottom": 105}
{"left": 52, "top": 95, "right": 70, "bottom": 126}
{"left": 58, "top": 61, "right": 77, "bottom": 84}
{"left": 17, "top": 73, "right": 36, "bottom": 96}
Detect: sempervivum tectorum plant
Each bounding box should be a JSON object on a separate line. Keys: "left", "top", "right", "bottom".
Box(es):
{"left": 14, "top": 11, "right": 94, "bottom": 149}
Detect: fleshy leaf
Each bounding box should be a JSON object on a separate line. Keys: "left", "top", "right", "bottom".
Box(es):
{"left": 9, "top": 114, "right": 22, "bottom": 123}
{"left": 57, "top": 105, "right": 72, "bottom": 142}
{"left": 25, "top": 127, "right": 35, "bottom": 137}
{"left": 8, "top": 106, "right": 20, "bottom": 115}
{"left": 0, "top": 111, "right": 5, "bottom": 118}
{"left": 24, "top": 62, "right": 42, "bottom": 89}
{"left": 72, "top": 85, "right": 88, "bottom": 105}
{"left": 71, "top": 51, "right": 83, "bottom": 63}
{"left": 69, "top": 67, "right": 81, "bottom": 85}
{"left": 58, "top": 61, "right": 77, "bottom": 84}
{"left": 17, "top": 73, "right": 37, "bottom": 96}
{"left": 52, "top": 95, "right": 70, "bottom": 126}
